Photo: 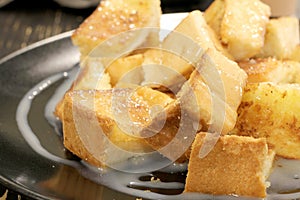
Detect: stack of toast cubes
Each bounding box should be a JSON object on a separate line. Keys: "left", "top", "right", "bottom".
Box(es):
{"left": 55, "top": 0, "right": 300, "bottom": 198}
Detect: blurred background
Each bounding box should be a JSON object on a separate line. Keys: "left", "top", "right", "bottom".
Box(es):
{"left": 0, "top": 0, "right": 214, "bottom": 59}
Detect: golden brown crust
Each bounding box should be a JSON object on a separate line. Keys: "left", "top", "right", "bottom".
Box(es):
{"left": 140, "top": 102, "right": 194, "bottom": 162}
{"left": 63, "top": 91, "right": 104, "bottom": 167}
{"left": 106, "top": 54, "right": 144, "bottom": 86}
{"left": 184, "top": 132, "right": 275, "bottom": 198}
{"left": 71, "top": 0, "right": 161, "bottom": 59}
{"left": 205, "top": 0, "right": 271, "bottom": 61}
{"left": 239, "top": 57, "right": 300, "bottom": 84}
{"left": 62, "top": 87, "right": 174, "bottom": 167}
{"left": 142, "top": 10, "right": 234, "bottom": 91}
{"left": 142, "top": 48, "right": 194, "bottom": 87}
{"left": 177, "top": 48, "right": 247, "bottom": 135}
{"left": 54, "top": 59, "right": 112, "bottom": 121}
{"left": 140, "top": 48, "right": 247, "bottom": 162}
{"left": 231, "top": 82, "right": 300, "bottom": 159}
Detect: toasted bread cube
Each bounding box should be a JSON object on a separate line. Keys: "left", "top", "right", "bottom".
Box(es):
{"left": 55, "top": 54, "right": 146, "bottom": 119}
{"left": 185, "top": 132, "right": 275, "bottom": 198}
{"left": 258, "top": 17, "right": 300, "bottom": 59}
{"left": 140, "top": 101, "right": 196, "bottom": 163}
{"left": 232, "top": 82, "right": 300, "bottom": 159}
{"left": 62, "top": 86, "right": 174, "bottom": 167}
{"left": 166, "top": 10, "right": 230, "bottom": 58}
{"left": 205, "top": 0, "right": 271, "bottom": 61}
{"left": 177, "top": 48, "right": 247, "bottom": 134}
{"left": 142, "top": 10, "right": 231, "bottom": 91}
{"left": 71, "top": 0, "right": 161, "bottom": 59}
{"left": 54, "top": 57, "right": 112, "bottom": 120}
{"left": 142, "top": 49, "right": 194, "bottom": 92}
{"left": 239, "top": 58, "right": 300, "bottom": 84}
{"left": 140, "top": 48, "right": 247, "bottom": 161}
{"left": 74, "top": 57, "right": 112, "bottom": 90}
{"left": 204, "top": 0, "right": 224, "bottom": 36}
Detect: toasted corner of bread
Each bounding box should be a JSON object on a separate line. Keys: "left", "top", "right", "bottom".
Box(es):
{"left": 184, "top": 132, "right": 275, "bottom": 198}
{"left": 62, "top": 90, "right": 106, "bottom": 167}
{"left": 54, "top": 58, "right": 112, "bottom": 120}
{"left": 141, "top": 9, "right": 235, "bottom": 92}
{"left": 239, "top": 58, "right": 300, "bottom": 84}
{"left": 258, "top": 16, "right": 300, "bottom": 59}
{"left": 232, "top": 82, "right": 300, "bottom": 159}
{"left": 106, "top": 54, "right": 144, "bottom": 86}
{"left": 177, "top": 48, "right": 247, "bottom": 135}
{"left": 168, "top": 10, "right": 229, "bottom": 58}
{"left": 139, "top": 101, "right": 193, "bottom": 163}
{"left": 62, "top": 86, "right": 176, "bottom": 167}
{"left": 71, "top": 0, "right": 162, "bottom": 59}
{"left": 141, "top": 48, "right": 194, "bottom": 92}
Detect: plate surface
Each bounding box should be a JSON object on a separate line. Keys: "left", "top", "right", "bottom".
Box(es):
{"left": 0, "top": 12, "right": 300, "bottom": 200}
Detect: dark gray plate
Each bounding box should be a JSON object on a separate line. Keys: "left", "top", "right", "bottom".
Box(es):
{"left": 0, "top": 31, "right": 138, "bottom": 200}
{"left": 1, "top": 22, "right": 299, "bottom": 200}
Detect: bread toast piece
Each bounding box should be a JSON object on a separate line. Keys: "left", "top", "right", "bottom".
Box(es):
{"left": 239, "top": 58, "right": 300, "bottom": 84}
{"left": 231, "top": 82, "right": 300, "bottom": 159}
{"left": 177, "top": 48, "right": 247, "bottom": 135}
{"left": 204, "top": 0, "right": 224, "bottom": 39}
{"left": 71, "top": 0, "right": 161, "bottom": 60}
{"left": 184, "top": 132, "right": 275, "bottom": 198}
{"left": 142, "top": 10, "right": 231, "bottom": 91}
{"left": 142, "top": 48, "right": 194, "bottom": 92}
{"left": 257, "top": 17, "right": 300, "bottom": 59}
{"left": 140, "top": 48, "right": 247, "bottom": 161}
{"left": 74, "top": 58, "right": 112, "bottom": 90}
{"left": 55, "top": 53, "right": 146, "bottom": 120}
{"left": 54, "top": 57, "right": 112, "bottom": 120}
{"left": 106, "top": 54, "right": 144, "bottom": 86}
{"left": 166, "top": 10, "right": 230, "bottom": 58}
{"left": 62, "top": 86, "right": 174, "bottom": 167}
{"left": 205, "top": 0, "right": 271, "bottom": 61}
{"left": 139, "top": 101, "right": 196, "bottom": 163}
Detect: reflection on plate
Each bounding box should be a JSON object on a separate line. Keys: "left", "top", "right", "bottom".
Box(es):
{"left": 0, "top": 13, "right": 299, "bottom": 200}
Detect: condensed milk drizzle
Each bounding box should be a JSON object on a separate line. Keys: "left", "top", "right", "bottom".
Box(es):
{"left": 15, "top": 66, "right": 300, "bottom": 200}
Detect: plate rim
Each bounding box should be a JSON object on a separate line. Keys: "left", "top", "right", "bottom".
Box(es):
{"left": 0, "top": 30, "right": 75, "bottom": 200}
{"left": 0, "top": 30, "right": 74, "bottom": 65}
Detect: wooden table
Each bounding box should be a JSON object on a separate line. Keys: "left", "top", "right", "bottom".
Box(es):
{"left": 0, "top": 0, "right": 212, "bottom": 199}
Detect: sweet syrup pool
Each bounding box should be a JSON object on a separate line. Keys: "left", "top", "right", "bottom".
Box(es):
{"left": 15, "top": 64, "right": 300, "bottom": 200}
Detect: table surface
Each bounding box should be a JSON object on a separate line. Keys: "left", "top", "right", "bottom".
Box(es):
{"left": 0, "top": 0, "right": 212, "bottom": 199}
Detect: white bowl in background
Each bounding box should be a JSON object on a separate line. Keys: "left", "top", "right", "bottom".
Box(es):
{"left": 54, "top": 0, "right": 100, "bottom": 9}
